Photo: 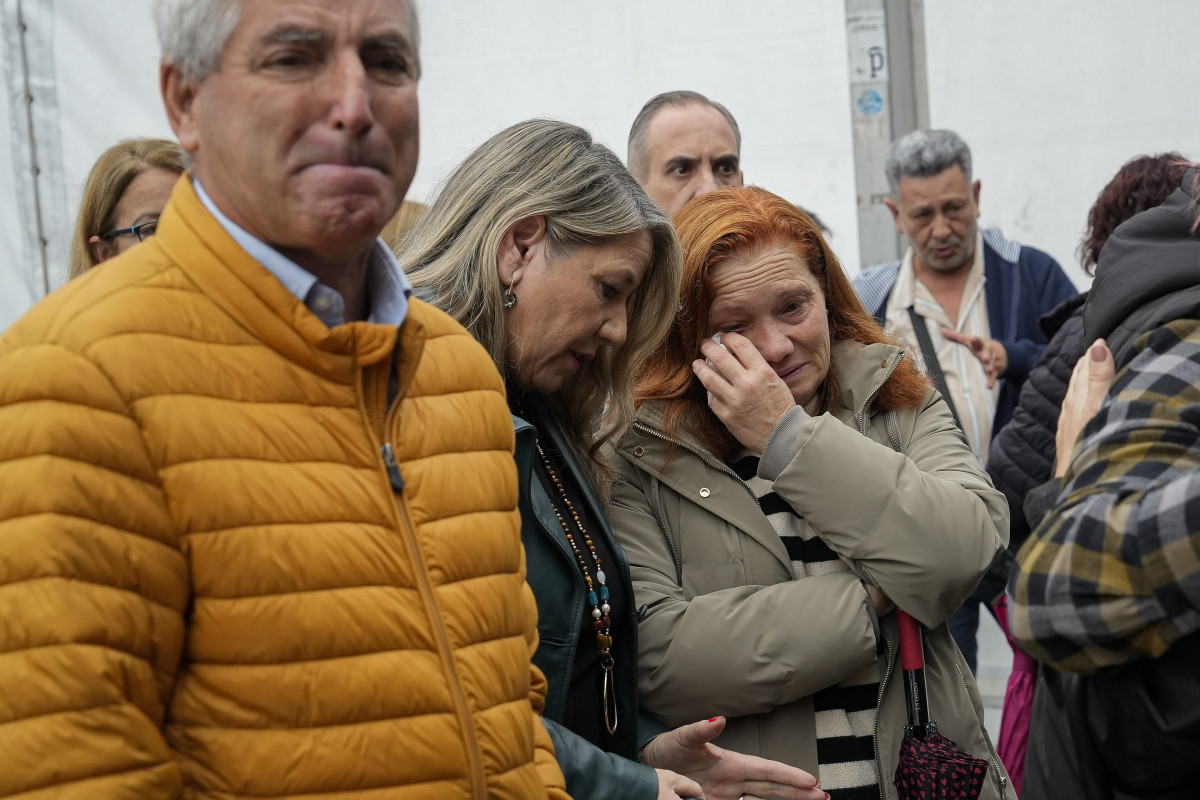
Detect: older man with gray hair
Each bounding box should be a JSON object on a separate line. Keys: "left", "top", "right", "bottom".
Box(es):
{"left": 0, "top": 1, "right": 571, "bottom": 798}
{"left": 853, "top": 128, "right": 1075, "bottom": 672}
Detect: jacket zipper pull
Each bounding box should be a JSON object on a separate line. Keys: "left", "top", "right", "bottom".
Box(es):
{"left": 381, "top": 443, "right": 405, "bottom": 493}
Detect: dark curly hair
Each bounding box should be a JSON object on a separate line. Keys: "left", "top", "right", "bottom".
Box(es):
{"left": 1079, "top": 153, "right": 1187, "bottom": 274}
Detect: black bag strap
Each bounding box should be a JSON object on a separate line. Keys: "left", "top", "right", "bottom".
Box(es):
{"left": 906, "top": 307, "right": 963, "bottom": 431}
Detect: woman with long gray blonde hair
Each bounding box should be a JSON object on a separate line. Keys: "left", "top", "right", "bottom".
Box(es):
{"left": 403, "top": 119, "right": 822, "bottom": 800}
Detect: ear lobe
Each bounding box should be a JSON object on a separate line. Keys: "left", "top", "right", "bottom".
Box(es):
{"left": 883, "top": 198, "right": 904, "bottom": 233}
{"left": 497, "top": 215, "right": 548, "bottom": 286}
{"left": 161, "top": 60, "right": 200, "bottom": 156}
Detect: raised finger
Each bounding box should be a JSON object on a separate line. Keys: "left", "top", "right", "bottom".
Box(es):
{"left": 718, "top": 331, "right": 770, "bottom": 371}
{"left": 698, "top": 337, "right": 747, "bottom": 378}
{"left": 692, "top": 358, "right": 734, "bottom": 397}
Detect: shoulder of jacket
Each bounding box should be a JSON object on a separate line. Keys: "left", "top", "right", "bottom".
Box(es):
{"left": 852, "top": 261, "right": 901, "bottom": 315}
{"left": 2, "top": 247, "right": 189, "bottom": 358}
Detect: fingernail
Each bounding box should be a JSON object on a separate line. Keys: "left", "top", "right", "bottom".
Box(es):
{"left": 708, "top": 715, "right": 721, "bottom": 722}
{"left": 1090, "top": 342, "right": 1106, "bottom": 361}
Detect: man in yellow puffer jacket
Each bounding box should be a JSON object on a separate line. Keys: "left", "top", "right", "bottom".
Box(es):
{"left": 0, "top": 1, "right": 571, "bottom": 798}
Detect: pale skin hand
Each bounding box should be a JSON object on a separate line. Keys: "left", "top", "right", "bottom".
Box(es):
{"left": 1054, "top": 339, "right": 1115, "bottom": 478}
{"left": 693, "top": 333, "right": 797, "bottom": 454}
{"left": 644, "top": 717, "right": 826, "bottom": 800}
{"left": 940, "top": 329, "right": 1008, "bottom": 388}
{"left": 653, "top": 768, "right": 705, "bottom": 800}
{"left": 867, "top": 584, "right": 895, "bottom": 617}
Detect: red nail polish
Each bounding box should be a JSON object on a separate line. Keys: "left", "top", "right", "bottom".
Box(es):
{"left": 708, "top": 716, "right": 721, "bottom": 722}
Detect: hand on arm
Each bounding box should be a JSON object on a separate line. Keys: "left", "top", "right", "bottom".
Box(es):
{"left": 643, "top": 717, "right": 825, "bottom": 800}
{"left": 941, "top": 329, "right": 1008, "bottom": 388}
{"left": 1054, "top": 339, "right": 1115, "bottom": 477}
{"left": 692, "top": 333, "right": 796, "bottom": 453}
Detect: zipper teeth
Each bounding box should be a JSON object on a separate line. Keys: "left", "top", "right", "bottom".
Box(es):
{"left": 857, "top": 351, "right": 905, "bottom": 435}
{"left": 953, "top": 658, "right": 1006, "bottom": 794}
{"left": 873, "top": 630, "right": 894, "bottom": 800}
{"left": 649, "top": 477, "right": 682, "bottom": 585}
{"left": 366, "top": 362, "right": 487, "bottom": 799}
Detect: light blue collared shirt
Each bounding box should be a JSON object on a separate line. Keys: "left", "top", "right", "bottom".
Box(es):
{"left": 194, "top": 181, "right": 412, "bottom": 328}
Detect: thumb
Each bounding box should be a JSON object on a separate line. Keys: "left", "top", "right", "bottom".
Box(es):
{"left": 1088, "top": 338, "right": 1115, "bottom": 380}
{"left": 671, "top": 716, "right": 726, "bottom": 748}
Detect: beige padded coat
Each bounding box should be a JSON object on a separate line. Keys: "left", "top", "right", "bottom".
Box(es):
{"left": 609, "top": 340, "right": 1016, "bottom": 800}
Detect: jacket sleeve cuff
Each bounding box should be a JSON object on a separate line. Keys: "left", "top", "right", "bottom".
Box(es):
{"left": 758, "top": 405, "right": 810, "bottom": 481}
{"left": 544, "top": 717, "right": 659, "bottom": 800}
{"left": 861, "top": 581, "right": 882, "bottom": 645}
{"left": 1001, "top": 338, "right": 1044, "bottom": 384}
{"left": 1023, "top": 476, "right": 1064, "bottom": 532}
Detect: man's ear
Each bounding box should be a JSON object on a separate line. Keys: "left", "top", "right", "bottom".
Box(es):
{"left": 883, "top": 198, "right": 904, "bottom": 234}
{"left": 161, "top": 60, "right": 200, "bottom": 156}
{"left": 87, "top": 235, "right": 114, "bottom": 265}
{"left": 496, "top": 215, "right": 548, "bottom": 287}
{"left": 972, "top": 179, "right": 982, "bottom": 215}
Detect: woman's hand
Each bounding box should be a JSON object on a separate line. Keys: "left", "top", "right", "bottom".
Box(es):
{"left": 654, "top": 768, "right": 705, "bottom": 800}
{"left": 643, "top": 717, "right": 826, "bottom": 800}
{"left": 1054, "top": 339, "right": 1115, "bottom": 478}
{"left": 867, "top": 584, "right": 894, "bottom": 617}
{"left": 694, "top": 333, "right": 797, "bottom": 454}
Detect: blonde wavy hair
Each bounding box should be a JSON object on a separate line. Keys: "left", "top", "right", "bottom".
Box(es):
{"left": 401, "top": 119, "right": 682, "bottom": 484}
{"left": 69, "top": 138, "right": 184, "bottom": 279}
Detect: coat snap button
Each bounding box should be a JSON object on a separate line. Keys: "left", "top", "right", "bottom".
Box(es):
{"left": 699, "top": 487, "right": 711, "bottom": 498}
{"left": 634, "top": 446, "right": 645, "bottom": 457}
{"left": 880, "top": 359, "right": 888, "bottom": 368}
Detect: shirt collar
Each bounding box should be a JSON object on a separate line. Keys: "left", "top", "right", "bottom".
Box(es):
{"left": 193, "top": 179, "right": 412, "bottom": 328}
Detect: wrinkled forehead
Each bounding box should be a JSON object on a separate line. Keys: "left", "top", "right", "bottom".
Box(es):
{"left": 895, "top": 165, "right": 973, "bottom": 207}
{"left": 228, "top": 0, "right": 414, "bottom": 53}
{"left": 647, "top": 103, "right": 738, "bottom": 159}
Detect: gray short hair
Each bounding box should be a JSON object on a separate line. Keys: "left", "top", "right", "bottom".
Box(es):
{"left": 885, "top": 129, "right": 972, "bottom": 195}
{"left": 627, "top": 91, "right": 741, "bottom": 180}
{"left": 154, "top": 0, "right": 421, "bottom": 83}
{"left": 403, "top": 119, "right": 683, "bottom": 480}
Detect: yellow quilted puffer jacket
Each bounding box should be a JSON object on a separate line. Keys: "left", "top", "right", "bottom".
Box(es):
{"left": 0, "top": 178, "right": 570, "bottom": 800}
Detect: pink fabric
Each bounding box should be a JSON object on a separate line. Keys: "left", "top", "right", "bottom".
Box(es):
{"left": 992, "top": 596, "right": 1036, "bottom": 795}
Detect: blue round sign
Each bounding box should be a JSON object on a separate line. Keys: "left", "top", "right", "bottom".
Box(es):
{"left": 857, "top": 90, "right": 883, "bottom": 116}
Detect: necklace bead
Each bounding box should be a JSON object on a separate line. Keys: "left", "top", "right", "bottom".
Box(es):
{"left": 537, "top": 440, "right": 618, "bottom": 735}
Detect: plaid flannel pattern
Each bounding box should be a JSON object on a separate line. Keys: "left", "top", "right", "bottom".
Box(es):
{"left": 1009, "top": 319, "right": 1200, "bottom": 673}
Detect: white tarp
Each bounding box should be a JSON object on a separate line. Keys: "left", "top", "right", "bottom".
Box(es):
{"left": 2, "top": 1, "right": 1200, "bottom": 333}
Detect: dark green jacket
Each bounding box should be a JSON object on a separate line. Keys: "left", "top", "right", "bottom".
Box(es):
{"left": 514, "top": 414, "right": 658, "bottom": 800}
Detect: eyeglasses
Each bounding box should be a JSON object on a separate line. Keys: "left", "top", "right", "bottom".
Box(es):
{"left": 101, "top": 219, "right": 158, "bottom": 242}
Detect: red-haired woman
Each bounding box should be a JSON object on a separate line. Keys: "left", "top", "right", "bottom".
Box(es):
{"left": 608, "top": 186, "right": 1014, "bottom": 800}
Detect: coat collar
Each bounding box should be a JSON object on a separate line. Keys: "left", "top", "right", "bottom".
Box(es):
{"left": 153, "top": 175, "right": 400, "bottom": 373}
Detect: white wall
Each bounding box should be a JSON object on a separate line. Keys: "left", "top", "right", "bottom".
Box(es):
{"left": 409, "top": 1, "right": 860, "bottom": 268}
{"left": 923, "top": 0, "right": 1200, "bottom": 289}
{"left": 3, "top": 1, "right": 1200, "bottom": 331}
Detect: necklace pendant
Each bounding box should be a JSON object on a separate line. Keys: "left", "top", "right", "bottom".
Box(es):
{"left": 602, "top": 662, "right": 619, "bottom": 735}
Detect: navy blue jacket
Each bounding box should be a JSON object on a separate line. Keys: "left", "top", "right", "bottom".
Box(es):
{"left": 853, "top": 229, "right": 1077, "bottom": 438}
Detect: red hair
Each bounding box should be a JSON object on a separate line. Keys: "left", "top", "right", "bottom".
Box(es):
{"left": 635, "top": 186, "right": 928, "bottom": 458}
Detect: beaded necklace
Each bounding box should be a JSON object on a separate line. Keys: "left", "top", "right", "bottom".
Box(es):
{"left": 535, "top": 441, "right": 619, "bottom": 735}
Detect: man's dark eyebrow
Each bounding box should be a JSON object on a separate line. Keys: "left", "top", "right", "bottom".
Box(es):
{"left": 664, "top": 155, "right": 697, "bottom": 173}
{"left": 714, "top": 154, "right": 740, "bottom": 168}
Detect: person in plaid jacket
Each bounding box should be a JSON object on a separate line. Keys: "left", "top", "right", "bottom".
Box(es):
{"left": 1008, "top": 167, "right": 1200, "bottom": 800}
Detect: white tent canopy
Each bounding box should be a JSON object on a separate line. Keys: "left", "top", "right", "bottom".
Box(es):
{"left": 3, "top": 0, "right": 1199, "bottom": 332}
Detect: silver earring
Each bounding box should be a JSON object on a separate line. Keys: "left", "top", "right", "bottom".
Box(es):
{"left": 503, "top": 277, "right": 517, "bottom": 309}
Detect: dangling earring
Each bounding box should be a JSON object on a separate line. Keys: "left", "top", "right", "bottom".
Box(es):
{"left": 503, "top": 275, "right": 518, "bottom": 309}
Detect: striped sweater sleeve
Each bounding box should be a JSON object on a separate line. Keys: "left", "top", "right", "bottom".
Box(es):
{"left": 1009, "top": 319, "right": 1200, "bottom": 673}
